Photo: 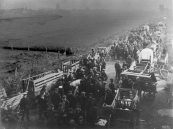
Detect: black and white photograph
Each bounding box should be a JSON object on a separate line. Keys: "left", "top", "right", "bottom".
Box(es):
{"left": 0, "top": 0, "right": 172, "bottom": 129}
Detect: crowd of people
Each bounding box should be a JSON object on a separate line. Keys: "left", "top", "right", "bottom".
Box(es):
{"left": 2, "top": 21, "right": 166, "bottom": 128}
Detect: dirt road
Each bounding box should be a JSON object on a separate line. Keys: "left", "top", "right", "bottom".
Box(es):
{"left": 105, "top": 60, "right": 173, "bottom": 129}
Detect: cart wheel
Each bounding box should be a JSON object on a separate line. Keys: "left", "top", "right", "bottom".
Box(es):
{"left": 143, "top": 89, "right": 155, "bottom": 101}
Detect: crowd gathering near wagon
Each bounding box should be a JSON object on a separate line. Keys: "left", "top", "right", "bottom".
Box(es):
{"left": 1, "top": 18, "right": 173, "bottom": 128}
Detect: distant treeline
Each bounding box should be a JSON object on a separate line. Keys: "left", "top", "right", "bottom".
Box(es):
{"left": 2, "top": 46, "right": 76, "bottom": 56}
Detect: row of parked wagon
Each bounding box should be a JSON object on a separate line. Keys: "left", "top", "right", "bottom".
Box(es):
{"left": 0, "top": 19, "right": 172, "bottom": 128}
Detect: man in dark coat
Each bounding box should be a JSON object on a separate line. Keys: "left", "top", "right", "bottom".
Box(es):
{"left": 38, "top": 91, "right": 48, "bottom": 120}
{"left": 61, "top": 95, "right": 70, "bottom": 112}
{"left": 109, "top": 78, "right": 115, "bottom": 94}
{"left": 101, "top": 60, "right": 106, "bottom": 72}
{"left": 126, "top": 55, "right": 132, "bottom": 68}
{"left": 76, "top": 66, "right": 82, "bottom": 79}
{"left": 86, "top": 104, "right": 97, "bottom": 126}
{"left": 104, "top": 90, "right": 115, "bottom": 105}
{"left": 51, "top": 88, "right": 61, "bottom": 110}
{"left": 86, "top": 93, "right": 97, "bottom": 126}
{"left": 67, "top": 90, "right": 76, "bottom": 109}
{"left": 77, "top": 92, "right": 88, "bottom": 112}
{"left": 121, "top": 76, "right": 129, "bottom": 88}
{"left": 100, "top": 69, "right": 108, "bottom": 81}
{"left": 19, "top": 93, "right": 30, "bottom": 121}
{"left": 115, "top": 61, "right": 121, "bottom": 81}
{"left": 74, "top": 105, "right": 85, "bottom": 124}
{"left": 86, "top": 93, "right": 96, "bottom": 111}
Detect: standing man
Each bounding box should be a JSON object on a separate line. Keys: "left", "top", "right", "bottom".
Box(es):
{"left": 109, "top": 79, "right": 115, "bottom": 94}
{"left": 38, "top": 91, "right": 48, "bottom": 120}
{"left": 101, "top": 60, "right": 106, "bottom": 72}
{"left": 67, "top": 90, "right": 76, "bottom": 110}
{"left": 100, "top": 69, "right": 108, "bottom": 81}
{"left": 126, "top": 55, "right": 132, "bottom": 68}
{"left": 51, "top": 88, "right": 61, "bottom": 110}
{"left": 19, "top": 92, "right": 30, "bottom": 121}
{"left": 115, "top": 61, "right": 121, "bottom": 81}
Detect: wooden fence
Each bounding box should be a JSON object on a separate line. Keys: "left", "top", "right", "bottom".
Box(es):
{"left": 61, "top": 60, "right": 80, "bottom": 73}
{"left": 1, "top": 71, "right": 63, "bottom": 110}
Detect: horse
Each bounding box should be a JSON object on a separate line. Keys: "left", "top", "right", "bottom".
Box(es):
{"left": 70, "top": 79, "right": 81, "bottom": 95}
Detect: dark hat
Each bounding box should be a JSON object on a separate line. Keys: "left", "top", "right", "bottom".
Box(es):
{"left": 107, "top": 90, "right": 112, "bottom": 93}
{"left": 79, "top": 116, "right": 83, "bottom": 120}
{"left": 110, "top": 78, "right": 113, "bottom": 81}
{"left": 69, "top": 108, "right": 73, "bottom": 111}
{"left": 62, "top": 95, "right": 66, "bottom": 98}
{"left": 68, "top": 90, "right": 72, "bottom": 93}
{"left": 76, "top": 105, "right": 81, "bottom": 108}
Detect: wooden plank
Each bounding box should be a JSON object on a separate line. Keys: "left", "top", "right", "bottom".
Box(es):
{"left": 34, "top": 72, "right": 63, "bottom": 84}
{"left": 22, "top": 70, "right": 53, "bottom": 81}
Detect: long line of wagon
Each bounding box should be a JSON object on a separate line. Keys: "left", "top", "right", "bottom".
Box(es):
{"left": 0, "top": 19, "right": 172, "bottom": 128}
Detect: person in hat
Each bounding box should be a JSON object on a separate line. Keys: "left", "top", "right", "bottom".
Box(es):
{"left": 121, "top": 75, "right": 129, "bottom": 88}
{"left": 100, "top": 69, "right": 108, "bottom": 81}
{"left": 76, "top": 116, "right": 85, "bottom": 128}
{"left": 58, "top": 85, "right": 64, "bottom": 97}
{"left": 101, "top": 60, "right": 106, "bottom": 72}
{"left": 66, "top": 108, "right": 75, "bottom": 125}
{"left": 109, "top": 79, "right": 115, "bottom": 94}
{"left": 122, "top": 61, "right": 128, "bottom": 69}
{"left": 67, "top": 70, "right": 74, "bottom": 82}
{"left": 40, "top": 84, "right": 47, "bottom": 94}
{"left": 67, "top": 90, "right": 76, "bottom": 109}
{"left": 133, "top": 77, "right": 143, "bottom": 102}
{"left": 77, "top": 92, "right": 88, "bottom": 112}
{"left": 38, "top": 90, "right": 49, "bottom": 120}
{"left": 86, "top": 94, "right": 97, "bottom": 126}
{"left": 19, "top": 92, "right": 30, "bottom": 121}
{"left": 63, "top": 79, "right": 72, "bottom": 95}
{"left": 86, "top": 93, "right": 96, "bottom": 111}
{"left": 40, "top": 84, "right": 49, "bottom": 100}
{"left": 115, "top": 60, "right": 121, "bottom": 81}
{"left": 93, "top": 67, "right": 99, "bottom": 77}
{"left": 104, "top": 90, "right": 115, "bottom": 105}
{"left": 61, "top": 95, "right": 69, "bottom": 112}
{"left": 51, "top": 88, "right": 61, "bottom": 110}
{"left": 127, "top": 79, "right": 133, "bottom": 89}
{"left": 95, "top": 77, "right": 103, "bottom": 103}
{"left": 74, "top": 105, "right": 85, "bottom": 124}
{"left": 76, "top": 66, "right": 82, "bottom": 79}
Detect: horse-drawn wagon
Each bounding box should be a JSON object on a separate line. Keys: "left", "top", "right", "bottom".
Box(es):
{"left": 121, "top": 69, "right": 157, "bottom": 101}
{"left": 112, "top": 88, "right": 140, "bottom": 127}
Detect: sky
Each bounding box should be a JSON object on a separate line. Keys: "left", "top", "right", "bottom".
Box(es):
{"left": 0, "top": 0, "right": 172, "bottom": 10}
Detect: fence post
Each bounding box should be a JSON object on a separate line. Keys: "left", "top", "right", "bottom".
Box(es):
{"left": 46, "top": 47, "right": 47, "bottom": 53}
{"left": 28, "top": 46, "right": 30, "bottom": 51}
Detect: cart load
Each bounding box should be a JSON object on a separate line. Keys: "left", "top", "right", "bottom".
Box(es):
{"left": 112, "top": 88, "right": 139, "bottom": 127}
